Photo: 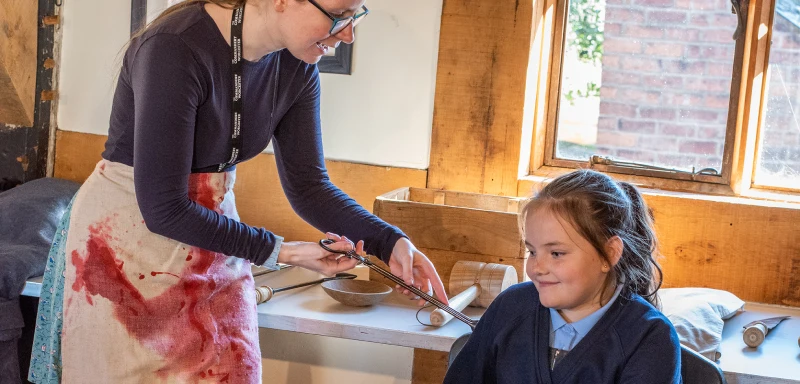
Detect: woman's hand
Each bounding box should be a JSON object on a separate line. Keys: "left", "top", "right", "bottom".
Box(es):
{"left": 276, "top": 234, "right": 359, "bottom": 276}
{"left": 324, "top": 234, "right": 449, "bottom": 306}
{"left": 388, "top": 238, "right": 449, "bottom": 306}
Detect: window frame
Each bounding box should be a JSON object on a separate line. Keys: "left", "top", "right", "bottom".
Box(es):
{"left": 527, "top": 0, "right": 792, "bottom": 196}
{"left": 748, "top": 0, "right": 800, "bottom": 194}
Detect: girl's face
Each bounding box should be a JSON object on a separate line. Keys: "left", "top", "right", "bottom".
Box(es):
{"left": 277, "top": 0, "right": 364, "bottom": 64}
{"left": 524, "top": 207, "right": 613, "bottom": 321}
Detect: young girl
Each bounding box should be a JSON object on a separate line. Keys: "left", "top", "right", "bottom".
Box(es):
{"left": 445, "top": 169, "right": 681, "bottom": 383}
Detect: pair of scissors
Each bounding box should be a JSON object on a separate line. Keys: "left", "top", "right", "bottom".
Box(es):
{"left": 318, "top": 239, "right": 478, "bottom": 329}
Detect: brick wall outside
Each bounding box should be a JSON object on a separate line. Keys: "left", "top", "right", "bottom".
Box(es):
{"left": 594, "top": 0, "right": 800, "bottom": 183}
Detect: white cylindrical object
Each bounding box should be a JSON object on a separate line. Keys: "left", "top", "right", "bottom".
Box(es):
{"left": 743, "top": 322, "right": 767, "bottom": 348}
{"left": 430, "top": 285, "right": 480, "bottom": 327}
{"left": 255, "top": 286, "right": 274, "bottom": 304}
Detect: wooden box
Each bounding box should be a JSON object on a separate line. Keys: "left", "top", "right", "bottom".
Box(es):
{"left": 371, "top": 187, "right": 527, "bottom": 293}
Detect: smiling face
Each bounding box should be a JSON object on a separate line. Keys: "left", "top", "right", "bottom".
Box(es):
{"left": 275, "top": 0, "right": 364, "bottom": 64}
{"left": 524, "top": 206, "right": 614, "bottom": 321}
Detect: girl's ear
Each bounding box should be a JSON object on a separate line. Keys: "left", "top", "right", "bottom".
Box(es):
{"left": 604, "top": 236, "right": 623, "bottom": 270}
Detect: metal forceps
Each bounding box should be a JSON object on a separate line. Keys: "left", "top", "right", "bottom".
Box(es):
{"left": 318, "top": 239, "right": 478, "bottom": 329}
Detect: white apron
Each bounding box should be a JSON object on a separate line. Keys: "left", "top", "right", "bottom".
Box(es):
{"left": 61, "top": 160, "right": 261, "bottom": 383}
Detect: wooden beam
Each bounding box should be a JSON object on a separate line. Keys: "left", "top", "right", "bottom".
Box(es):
{"left": 729, "top": 0, "right": 774, "bottom": 194}
{"left": 427, "top": 0, "right": 536, "bottom": 196}
{"left": 527, "top": 0, "right": 556, "bottom": 174}
{"left": 0, "top": 0, "right": 38, "bottom": 126}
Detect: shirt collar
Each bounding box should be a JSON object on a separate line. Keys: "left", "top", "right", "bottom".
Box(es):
{"left": 550, "top": 284, "right": 623, "bottom": 338}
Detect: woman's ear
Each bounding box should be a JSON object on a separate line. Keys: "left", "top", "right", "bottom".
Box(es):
{"left": 604, "top": 236, "right": 623, "bottom": 270}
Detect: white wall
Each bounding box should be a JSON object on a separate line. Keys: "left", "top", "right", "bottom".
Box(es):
{"left": 59, "top": 0, "right": 441, "bottom": 170}
{"left": 317, "top": 0, "right": 440, "bottom": 169}
{"left": 57, "top": 1, "right": 130, "bottom": 136}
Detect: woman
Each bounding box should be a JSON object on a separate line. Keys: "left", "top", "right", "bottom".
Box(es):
{"left": 29, "top": 1, "right": 447, "bottom": 382}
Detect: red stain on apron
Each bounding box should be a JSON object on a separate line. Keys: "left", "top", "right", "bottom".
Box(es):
{"left": 70, "top": 173, "right": 258, "bottom": 383}
{"left": 150, "top": 271, "right": 180, "bottom": 279}
{"left": 189, "top": 173, "right": 224, "bottom": 213}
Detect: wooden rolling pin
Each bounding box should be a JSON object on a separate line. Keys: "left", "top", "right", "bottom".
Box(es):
{"left": 430, "top": 261, "right": 518, "bottom": 327}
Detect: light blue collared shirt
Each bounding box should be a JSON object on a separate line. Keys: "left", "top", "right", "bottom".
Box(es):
{"left": 549, "top": 285, "right": 623, "bottom": 351}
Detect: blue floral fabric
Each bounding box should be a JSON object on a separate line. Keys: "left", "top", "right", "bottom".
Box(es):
{"left": 27, "top": 198, "right": 73, "bottom": 384}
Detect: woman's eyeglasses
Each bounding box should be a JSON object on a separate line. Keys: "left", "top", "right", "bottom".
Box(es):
{"left": 307, "top": 0, "right": 369, "bottom": 35}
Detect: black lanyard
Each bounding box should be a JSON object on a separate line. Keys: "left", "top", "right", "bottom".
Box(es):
{"left": 218, "top": 6, "right": 245, "bottom": 172}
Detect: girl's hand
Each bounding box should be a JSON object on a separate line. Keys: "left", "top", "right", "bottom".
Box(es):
{"left": 276, "top": 233, "right": 358, "bottom": 276}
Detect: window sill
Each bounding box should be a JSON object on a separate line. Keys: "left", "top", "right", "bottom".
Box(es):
{"left": 520, "top": 166, "right": 800, "bottom": 210}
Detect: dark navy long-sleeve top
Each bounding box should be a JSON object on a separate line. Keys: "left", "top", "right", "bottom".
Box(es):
{"left": 445, "top": 282, "right": 682, "bottom": 384}
{"left": 102, "top": 3, "right": 406, "bottom": 266}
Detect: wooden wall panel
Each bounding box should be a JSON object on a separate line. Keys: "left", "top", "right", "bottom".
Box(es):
{"left": 411, "top": 349, "right": 449, "bottom": 384}
{"left": 53, "top": 130, "right": 105, "bottom": 182}
{"left": 427, "top": 0, "right": 536, "bottom": 196}
{"left": 234, "top": 155, "right": 427, "bottom": 242}
{"left": 646, "top": 194, "right": 800, "bottom": 307}
{"left": 0, "top": 0, "right": 56, "bottom": 182}
{"left": 52, "top": 130, "right": 428, "bottom": 242}
{"left": 0, "top": 0, "right": 38, "bottom": 126}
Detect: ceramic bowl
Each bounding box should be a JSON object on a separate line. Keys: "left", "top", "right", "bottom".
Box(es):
{"left": 321, "top": 279, "right": 392, "bottom": 307}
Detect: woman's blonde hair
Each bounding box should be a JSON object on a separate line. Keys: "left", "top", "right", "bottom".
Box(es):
{"left": 114, "top": 0, "right": 246, "bottom": 83}
{"left": 132, "top": 0, "right": 246, "bottom": 39}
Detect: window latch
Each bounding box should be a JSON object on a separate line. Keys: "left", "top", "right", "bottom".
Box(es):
{"left": 589, "top": 155, "right": 720, "bottom": 180}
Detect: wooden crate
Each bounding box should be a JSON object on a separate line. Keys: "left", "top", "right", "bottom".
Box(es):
{"left": 371, "top": 187, "right": 527, "bottom": 294}
{"left": 371, "top": 188, "right": 527, "bottom": 384}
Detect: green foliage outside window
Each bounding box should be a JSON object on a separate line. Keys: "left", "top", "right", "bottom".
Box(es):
{"left": 568, "top": 0, "right": 604, "bottom": 64}
{"left": 563, "top": 0, "right": 604, "bottom": 104}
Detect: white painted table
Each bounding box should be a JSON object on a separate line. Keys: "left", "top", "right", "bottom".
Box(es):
{"left": 719, "top": 303, "right": 800, "bottom": 384}
{"left": 22, "top": 268, "right": 800, "bottom": 382}
{"left": 251, "top": 266, "right": 478, "bottom": 352}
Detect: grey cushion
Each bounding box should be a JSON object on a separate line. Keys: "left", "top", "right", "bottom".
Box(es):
{"left": 0, "top": 177, "right": 79, "bottom": 336}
